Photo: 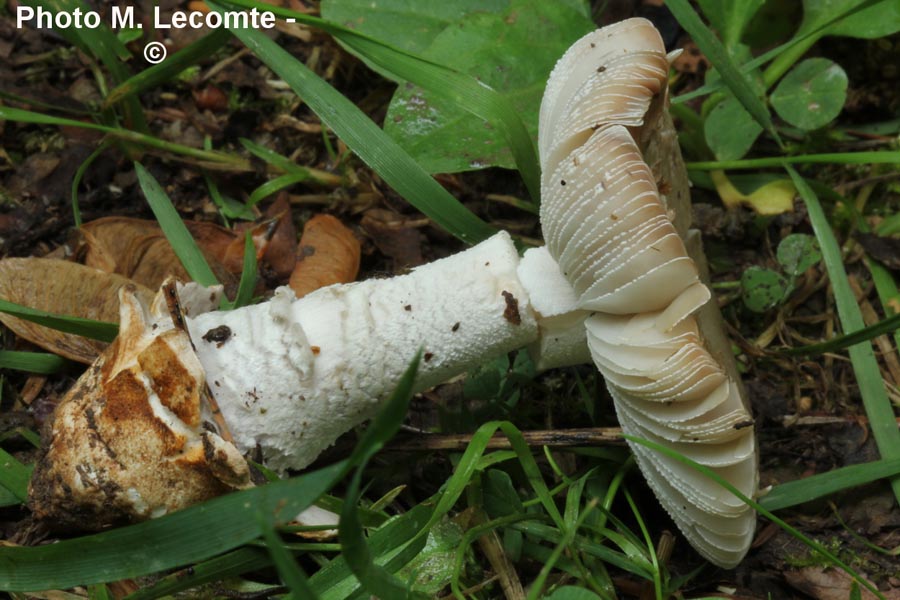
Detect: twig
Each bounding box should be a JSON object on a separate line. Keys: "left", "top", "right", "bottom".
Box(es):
{"left": 639, "top": 530, "right": 675, "bottom": 600}
{"left": 849, "top": 275, "right": 900, "bottom": 388}
{"left": 474, "top": 511, "right": 526, "bottom": 600}
{"left": 387, "top": 428, "right": 624, "bottom": 452}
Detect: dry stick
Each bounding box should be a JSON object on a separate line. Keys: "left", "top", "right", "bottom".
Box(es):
{"left": 438, "top": 575, "right": 501, "bottom": 600}
{"left": 387, "top": 428, "right": 624, "bottom": 452}
{"left": 849, "top": 275, "right": 900, "bottom": 389}
{"left": 475, "top": 514, "right": 527, "bottom": 600}
{"left": 835, "top": 170, "right": 900, "bottom": 194}
{"left": 639, "top": 530, "right": 675, "bottom": 600}
{"left": 202, "top": 47, "right": 251, "bottom": 81}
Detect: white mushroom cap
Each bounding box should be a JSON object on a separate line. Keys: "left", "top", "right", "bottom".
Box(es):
{"left": 538, "top": 18, "right": 757, "bottom": 568}
{"left": 539, "top": 18, "right": 669, "bottom": 171}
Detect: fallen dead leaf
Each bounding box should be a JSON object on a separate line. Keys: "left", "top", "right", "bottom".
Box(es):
{"left": 710, "top": 170, "right": 796, "bottom": 215}
{"left": 238, "top": 194, "right": 297, "bottom": 280}
{"left": 7, "top": 152, "right": 60, "bottom": 196}
{"left": 289, "top": 214, "right": 360, "bottom": 298}
{"left": 671, "top": 40, "right": 709, "bottom": 75}
{"left": 193, "top": 85, "right": 228, "bottom": 112}
{"left": 80, "top": 216, "right": 237, "bottom": 290}
{"left": 856, "top": 232, "right": 900, "bottom": 270}
{"left": 360, "top": 208, "right": 424, "bottom": 271}
{"left": 81, "top": 209, "right": 296, "bottom": 290}
{"left": 0, "top": 258, "right": 153, "bottom": 363}
{"left": 784, "top": 567, "right": 897, "bottom": 600}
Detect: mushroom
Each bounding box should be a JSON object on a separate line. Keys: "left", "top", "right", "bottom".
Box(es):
{"left": 29, "top": 281, "right": 251, "bottom": 530}
{"left": 184, "top": 231, "right": 539, "bottom": 473}
{"left": 28, "top": 18, "right": 756, "bottom": 567}
{"left": 536, "top": 18, "right": 757, "bottom": 568}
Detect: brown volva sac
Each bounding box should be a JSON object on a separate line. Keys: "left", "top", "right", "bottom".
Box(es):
{"left": 29, "top": 287, "right": 250, "bottom": 530}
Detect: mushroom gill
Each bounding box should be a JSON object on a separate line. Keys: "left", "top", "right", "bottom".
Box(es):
{"left": 538, "top": 18, "right": 758, "bottom": 568}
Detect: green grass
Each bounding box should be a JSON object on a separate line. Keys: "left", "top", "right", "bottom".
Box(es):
{"left": 4, "top": 0, "right": 900, "bottom": 597}
{"left": 135, "top": 163, "right": 221, "bottom": 289}
{"left": 0, "top": 448, "right": 32, "bottom": 504}
{"left": 688, "top": 151, "right": 900, "bottom": 170}
{"left": 0, "top": 351, "right": 70, "bottom": 375}
{"left": 666, "top": 0, "right": 782, "bottom": 148}
{"left": 786, "top": 167, "right": 900, "bottom": 505}
{"left": 217, "top": 8, "right": 497, "bottom": 245}
{"left": 216, "top": 0, "right": 542, "bottom": 203}
{"left": 627, "top": 435, "right": 883, "bottom": 599}
{"left": 0, "top": 298, "right": 118, "bottom": 342}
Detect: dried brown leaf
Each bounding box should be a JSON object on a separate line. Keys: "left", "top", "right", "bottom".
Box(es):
{"left": 784, "top": 567, "right": 893, "bottom": 600}
{"left": 856, "top": 232, "right": 900, "bottom": 270}
{"left": 7, "top": 152, "right": 60, "bottom": 196}
{"left": 0, "top": 258, "right": 153, "bottom": 363}
{"left": 261, "top": 194, "right": 298, "bottom": 280}
{"left": 289, "top": 214, "right": 360, "bottom": 298}
{"left": 80, "top": 216, "right": 237, "bottom": 290}
{"left": 81, "top": 216, "right": 163, "bottom": 272}
{"left": 360, "top": 208, "right": 424, "bottom": 271}
{"left": 233, "top": 194, "right": 298, "bottom": 280}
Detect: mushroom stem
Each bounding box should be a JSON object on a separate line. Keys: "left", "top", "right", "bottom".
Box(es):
{"left": 186, "top": 231, "right": 554, "bottom": 472}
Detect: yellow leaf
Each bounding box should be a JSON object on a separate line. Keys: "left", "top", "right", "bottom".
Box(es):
{"left": 711, "top": 170, "right": 796, "bottom": 215}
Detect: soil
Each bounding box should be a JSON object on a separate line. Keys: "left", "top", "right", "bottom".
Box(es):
{"left": 2, "top": 0, "right": 900, "bottom": 599}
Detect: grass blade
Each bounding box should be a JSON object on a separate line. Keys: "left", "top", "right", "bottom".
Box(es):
{"left": 625, "top": 434, "right": 883, "bottom": 598}
{"left": 0, "top": 487, "right": 21, "bottom": 508}
{"left": 259, "top": 515, "right": 318, "bottom": 599}
{"left": 761, "top": 458, "right": 900, "bottom": 512}
{"left": 856, "top": 213, "right": 900, "bottom": 377}
{"left": 135, "top": 162, "right": 220, "bottom": 288}
{"left": 0, "top": 298, "right": 118, "bottom": 342}
{"left": 673, "top": 0, "right": 888, "bottom": 104}
{"left": 527, "top": 501, "right": 597, "bottom": 600}
{"left": 512, "top": 521, "right": 652, "bottom": 579}
{"left": 23, "top": 0, "right": 147, "bottom": 132}
{"left": 497, "top": 423, "right": 566, "bottom": 530}
{"left": 0, "top": 460, "right": 347, "bottom": 591}
{"left": 780, "top": 310, "right": 900, "bottom": 356}
{"left": 105, "top": 28, "right": 233, "bottom": 108}
{"left": 0, "top": 351, "right": 69, "bottom": 375}
{"left": 218, "top": 12, "right": 495, "bottom": 245}
{"left": 220, "top": 0, "right": 541, "bottom": 202}
{"left": 688, "top": 151, "right": 900, "bottom": 170}
{"left": 0, "top": 107, "right": 248, "bottom": 170}
{"left": 240, "top": 138, "right": 311, "bottom": 176}
{"left": 666, "top": 0, "right": 781, "bottom": 147}
{"left": 339, "top": 352, "right": 423, "bottom": 599}
{"left": 0, "top": 448, "right": 31, "bottom": 503}
{"left": 72, "top": 143, "right": 111, "bottom": 227}
{"left": 786, "top": 165, "right": 900, "bottom": 506}
{"left": 22, "top": 0, "right": 127, "bottom": 63}
{"left": 239, "top": 138, "right": 342, "bottom": 187}
{"left": 203, "top": 137, "right": 256, "bottom": 222}
{"left": 311, "top": 504, "right": 432, "bottom": 599}
{"left": 248, "top": 173, "right": 309, "bottom": 207}
{"left": 124, "top": 548, "right": 271, "bottom": 600}
{"left": 228, "top": 231, "right": 258, "bottom": 310}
